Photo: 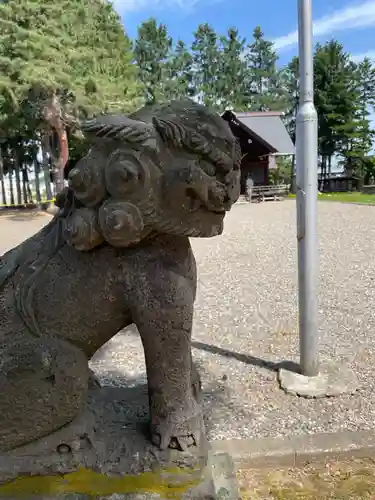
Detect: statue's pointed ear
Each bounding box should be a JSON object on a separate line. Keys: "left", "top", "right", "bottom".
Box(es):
{"left": 80, "top": 115, "right": 157, "bottom": 144}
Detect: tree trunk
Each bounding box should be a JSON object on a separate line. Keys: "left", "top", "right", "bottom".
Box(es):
{"left": 0, "top": 147, "right": 6, "bottom": 206}
{"left": 14, "top": 150, "right": 22, "bottom": 205}
{"left": 22, "top": 166, "right": 33, "bottom": 204}
{"left": 22, "top": 166, "right": 28, "bottom": 204}
{"left": 50, "top": 128, "right": 67, "bottom": 195}
{"left": 33, "top": 148, "right": 42, "bottom": 205}
{"left": 42, "top": 93, "right": 69, "bottom": 195}
{"left": 26, "top": 169, "right": 33, "bottom": 203}
{"left": 319, "top": 156, "right": 325, "bottom": 191}
{"left": 9, "top": 169, "right": 15, "bottom": 206}
{"left": 41, "top": 134, "right": 53, "bottom": 202}
{"left": 347, "top": 156, "right": 353, "bottom": 178}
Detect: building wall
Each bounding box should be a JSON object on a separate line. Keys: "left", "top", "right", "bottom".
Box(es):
{"left": 240, "top": 158, "right": 268, "bottom": 193}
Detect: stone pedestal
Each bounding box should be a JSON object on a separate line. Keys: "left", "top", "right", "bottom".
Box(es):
{"left": 0, "top": 386, "right": 238, "bottom": 500}
{"left": 278, "top": 362, "right": 358, "bottom": 398}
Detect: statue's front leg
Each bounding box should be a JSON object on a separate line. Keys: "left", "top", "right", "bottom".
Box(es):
{"left": 133, "top": 277, "right": 204, "bottom": 452}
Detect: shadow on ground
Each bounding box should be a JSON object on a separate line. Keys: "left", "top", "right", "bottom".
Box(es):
{"left": 192, "top": 341, "right": 300, "bottom": 374}
{"left": 93, "top": 334, "right": 299, "bottom": 441}
{"left": 92, "top": 366, "right": 234, "bottom": 438}
{"left": 97, "top": 325, "right": 299, "bottom": 375}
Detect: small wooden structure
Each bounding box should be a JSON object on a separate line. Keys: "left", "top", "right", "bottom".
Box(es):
{"left": 250, "top": 184, "right": 290, "bottom": 202}
{"left": 318, "top": 174, "right": 357, "bottom": 193}
{"left": 222, "top": 110, "right": 295, "bottom": 195}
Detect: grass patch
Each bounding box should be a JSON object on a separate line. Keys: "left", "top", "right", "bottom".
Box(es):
{"left": 238, "top": 458, "right": 375, "bottom": 499}
{"left": 288, "top": 192, "right": 375, "bottom": 205}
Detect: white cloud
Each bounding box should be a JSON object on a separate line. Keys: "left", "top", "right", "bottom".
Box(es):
{"left": 112, "top": 0, "right": 209, "bottom": 13}
{"left": 273, "top": 0, "right": 375, "bottom": 51}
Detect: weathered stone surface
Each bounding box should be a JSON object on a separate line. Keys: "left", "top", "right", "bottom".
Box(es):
{"left": 0, "top": 387, "right": 216, "bottom": 499}
{"left": 0, "top": 99, "right": 240, "bottom": 488}
{"left": 278, "top": 363, "right": 358, "bottom": 398}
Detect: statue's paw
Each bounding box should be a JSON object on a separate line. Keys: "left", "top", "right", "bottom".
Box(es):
{"left": 151, "top": 403, "right": 205, "bottom": 452}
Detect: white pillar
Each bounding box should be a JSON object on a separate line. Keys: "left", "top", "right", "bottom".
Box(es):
{"left": 296, "top": 0, "right": 319, "bottom": 376}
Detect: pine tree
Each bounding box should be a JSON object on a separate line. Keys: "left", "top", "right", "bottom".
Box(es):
{"left": 133, "top": 18, "right": 173, "bottom": 104}
{"left": 216, "top": 28, "right": 247, "bottom": 110}
{"left": 336, "top": 58, "right": 375, "bottom": 183}
{"left": 0, "top": 0, "right": 140, "bottom": 117}
{"left": 356, "top": 57, "right": 375, "bottom": 110}
{"left": 244, "top": 26, "right": 285, "bottom": 111}
{"left": 354, "top": 57, "right": 375, "bottom": 155}
{"left": 281, "top": 56, "right": 299, "bottom": 143}
{"left": 192, "top": 23, "right": 221, "bottom": 109}
{"left": 165, "top": 40, "right": 195, "bottom": 100}
{"left": 0, "top": 0, "right": 141, "bottom": 195}
{"left": 313, "top": 41, "right": 373, "bottom": 179}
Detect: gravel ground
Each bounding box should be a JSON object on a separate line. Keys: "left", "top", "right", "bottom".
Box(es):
{"left": 0, "top": 210, "right": 51, "bottom": 252}
{"left": 2, "top": 201, "right": 375, "bottom": 442}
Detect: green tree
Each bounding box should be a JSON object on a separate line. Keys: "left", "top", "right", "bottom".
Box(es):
{"left": 356, "top": 57, "right": 375, "bottom": 110}
{"left": 192, "top": 23, "right": 221, "bottom": 109}
{"left": 362, "top": 155, "right": 375, "bottom": 184}
{"left": 216, "top": 27, "right": 247, "bottom": 110}
{"left": 313, "top": 41, "right": 360, "bottom": 177}
{"left": 0, "top": 0, "right": 141, "bottom": 195}
{"left": 133, "top": 18, "right": 173, "bottom": 104}
{"left": 352, "top": 57, "right": 375, "bottom": 161}
{"left": 0, "top": 144, "right": 6, "bottom": 206}
{"left": 165, "top": 40, "right": 195, "bottom": 100}
{"left": 269, "top": 156, "right": 293, "bottom": 186}
{"left": 281, "top": 56, "right": 299, "bottom": 143}
{"left": 244, "top": 26, "right": 285, "bottom": 111}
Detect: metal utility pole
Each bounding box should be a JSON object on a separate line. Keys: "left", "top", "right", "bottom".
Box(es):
{"left": 296, "top": 0, "right": 319, "bottom": 377}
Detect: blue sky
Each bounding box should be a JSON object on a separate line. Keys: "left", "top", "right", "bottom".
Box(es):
{"left": 113, "top": 0, "right": 375, "bottom": 67}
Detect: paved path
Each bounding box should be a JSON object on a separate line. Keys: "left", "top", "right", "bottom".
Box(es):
{"left": 2, "top": 202, "right": 375, "bottom": 442}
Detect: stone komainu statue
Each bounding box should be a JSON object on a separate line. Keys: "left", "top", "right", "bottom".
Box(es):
{"left": 0, "top": 100, "right": 241, "bottom": 454}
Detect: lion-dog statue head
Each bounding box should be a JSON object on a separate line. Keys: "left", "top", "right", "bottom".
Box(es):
{"left": 56, "top": 99, "right": 242, "bottom": 251}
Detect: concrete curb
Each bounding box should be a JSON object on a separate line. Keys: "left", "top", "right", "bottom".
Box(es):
{"left": 287, "top": 197, "right": 375, "bottom": 207}
{"left": 321, "top": 201, "right": 375, "bottom": 207}
{"left": 209, "top": 453, "right": 240, "bottom": 500}
{"left": 235, "top": 198, "right": 375, "bottom": 207}
{"left": 210, "top": 429, "right": 375, "bottom": 469}
{"left": 315, "top": 200, "right": 375, "bottom": 207}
